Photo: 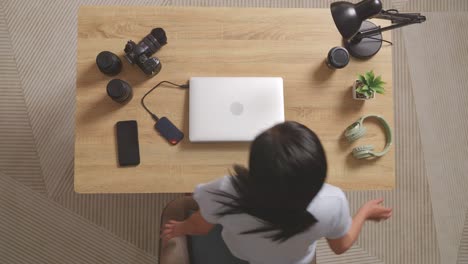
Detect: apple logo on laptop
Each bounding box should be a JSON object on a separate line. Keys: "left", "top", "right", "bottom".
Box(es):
{"left": 230, "top": 102, "right": 244, "bottom": 116}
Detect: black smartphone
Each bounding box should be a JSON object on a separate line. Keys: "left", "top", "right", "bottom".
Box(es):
{"left": 116, "top": 120, "right": 140, "bottom": 166}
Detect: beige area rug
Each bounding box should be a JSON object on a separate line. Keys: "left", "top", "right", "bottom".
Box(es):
{"left": 0, "top": 171, "right": 157, "bottom": 264}
{"left": 459, "top": 211, "right": 468, "bottom": 264}
{"left": 0, "top": 3, "right": 45, "bottom": 194}
{"left": 403, "top": 13, "right": 468, "bottom": 264}
{"left": 2, "top": 0, "right": 467, "bottom": 263}
{"left": 317, "top": 29, "right": 439, "bottom": 264}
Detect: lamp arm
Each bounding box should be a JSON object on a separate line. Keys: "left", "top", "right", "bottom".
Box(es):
{"left": 376, "top": 11, "right": 426, "bottom": 23}
{"left": 353, "top": 11, "right": 426, "bottom": 40}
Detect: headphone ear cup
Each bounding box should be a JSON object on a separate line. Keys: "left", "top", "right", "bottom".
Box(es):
{"left": 345, "top": 124, "right": 367, "bottom": 142}
{"left": 352, "top": 145, "right": 375, "bottom": 159}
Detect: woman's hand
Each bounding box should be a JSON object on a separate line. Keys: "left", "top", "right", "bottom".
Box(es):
{"left": 327, "top": 198, "right": 392, "bottom": 255}
{"left": 161, "top": 220, "right": 187, "bottom": 243}
{"left": 161, "top": 211, "right": 215, "bottom": 243}
{"left": 361, "top": 198, "right": 392, "bottom": 221}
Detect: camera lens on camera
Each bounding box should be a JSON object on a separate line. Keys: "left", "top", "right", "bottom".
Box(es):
{"left": 96, "top": 51, "right": 122, "bottom": 76}
{"left": 123, "top": 28, "right": 167, "bottom": 76}
{"left": 151, "top": 28, "right": 167, "bottom": 45}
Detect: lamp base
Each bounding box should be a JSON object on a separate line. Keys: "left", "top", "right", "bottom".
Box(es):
{"left": 345, "top": 21, "right": 383, "bottom": 59}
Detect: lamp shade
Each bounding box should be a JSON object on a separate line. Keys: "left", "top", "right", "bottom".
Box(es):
{"left": 331, "top": 0, "right": 383, "bottom": 39}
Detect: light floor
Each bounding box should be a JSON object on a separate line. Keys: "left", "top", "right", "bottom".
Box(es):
{"left": 1, "top": 0, "right": 467, "bottom": 263}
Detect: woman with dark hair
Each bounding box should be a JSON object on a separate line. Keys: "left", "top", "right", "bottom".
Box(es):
{"left": 162, "top": 121, "right": 392, "bottom": 263}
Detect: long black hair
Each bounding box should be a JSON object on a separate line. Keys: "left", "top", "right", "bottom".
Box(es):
{"left": 212, "top": 121, "right": 327, "bottom": 242}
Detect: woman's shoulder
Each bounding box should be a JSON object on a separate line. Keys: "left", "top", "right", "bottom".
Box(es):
{"left": 316, "top": 183, "right": 347, "bottom": 200}
{"left": 193, "top": 176, "right": 233, "bottom": 224}
{"left": 307, "top": 184, "right": 349, "bottom": 217}
{"left": 194, "top": 175, "right": 233, "bottom": 195}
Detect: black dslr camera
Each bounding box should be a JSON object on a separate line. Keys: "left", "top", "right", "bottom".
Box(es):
{"left": 124, "top": 28, "right": 167, "bottom": 76}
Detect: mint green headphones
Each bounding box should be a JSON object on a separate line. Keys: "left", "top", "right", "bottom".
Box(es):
{"left": 344, "top": 115, "right": 393, "bottom": 159}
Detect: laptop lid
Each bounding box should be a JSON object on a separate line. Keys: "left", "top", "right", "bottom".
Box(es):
{"left": 189, "top": 77, "right": 285, "bottom": 142}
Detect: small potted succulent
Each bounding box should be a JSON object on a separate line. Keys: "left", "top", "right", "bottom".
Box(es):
{"left": 353, "top": 70, "right": 385, "bottom": 100}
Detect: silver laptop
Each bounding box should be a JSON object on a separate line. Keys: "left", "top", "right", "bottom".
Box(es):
{"left": 189, "top": 77, "right": 285, "bottom": 142}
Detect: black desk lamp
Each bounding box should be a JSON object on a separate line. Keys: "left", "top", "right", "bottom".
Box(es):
{"left": 331, "top": 0, "right": 426, "bottom": 58}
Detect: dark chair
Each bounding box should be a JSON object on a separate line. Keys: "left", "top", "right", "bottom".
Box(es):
{"left": 159, "top": 197, "right": 316, "bottom": 264}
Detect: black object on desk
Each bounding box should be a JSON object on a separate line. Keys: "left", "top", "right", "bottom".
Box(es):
{"left": 141, "top": 80, "right": 188, "bottom": 145}
{"left": 155, "top": 117, "right": 184, "bottom": 145}
{"left": 107, "top": 79, "right": 133, "bottom": 103}
{"left": 96, "top": 51, "right": 122, "bottom": 76}
{"left": 116, "top": 120, "right": 140, "bottom": 166}
{"left": 124, "top": 28, "right": 167, "bottom": 76}
{"left": 330, "top": 0, "right": 426, "bottom": 58}
{"left": 326, "top": 47, "right": 350, "bottom": 69}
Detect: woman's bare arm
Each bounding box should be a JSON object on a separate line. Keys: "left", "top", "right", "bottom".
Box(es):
{"left": 327, "top": 198, "right": 392, "bottom": 255}
{"left": 162, "top": 211, "right": 215, "bottom": 242}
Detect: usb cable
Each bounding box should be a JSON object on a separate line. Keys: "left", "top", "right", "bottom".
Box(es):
{"left": 141, "top": 80, "right": 189, "bottom": 121}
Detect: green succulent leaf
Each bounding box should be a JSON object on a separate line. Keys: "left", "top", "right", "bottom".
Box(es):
{"left": 358, "top": 75, "right": 366, "bottom": 85}
{"left": 356, "top": 71, "right": 385, "bottom": 97}
{"left": 375, "top": 82, "right": 385, "bottom": 88}
{"left": 373, "top": 87, "right": 385, "bottom": 94}
{"left": 374, "top": 76, "right": 385, "bottom": 87}
{"left": 365, "top": 70, "right": 375, "bottom": 85}
{"left": 374, "top": 75, "right": 382, "bottom": 84}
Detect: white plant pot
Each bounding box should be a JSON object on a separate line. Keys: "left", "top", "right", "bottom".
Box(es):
{"left": 352, "top": 81, "right": 375, "bottom": 100}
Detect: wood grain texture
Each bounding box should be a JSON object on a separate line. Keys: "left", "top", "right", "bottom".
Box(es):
{"left": 76, "top": 6, "right": 394, "bottom": 193}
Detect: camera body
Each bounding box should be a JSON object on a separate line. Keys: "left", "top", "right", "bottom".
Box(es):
{"left": 124, "top": 28, "right": 167, "bottom": 76}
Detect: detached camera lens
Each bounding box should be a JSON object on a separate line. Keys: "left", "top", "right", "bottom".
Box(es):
{"left": 96, "top": 51, "right": 122, "bottom": 76}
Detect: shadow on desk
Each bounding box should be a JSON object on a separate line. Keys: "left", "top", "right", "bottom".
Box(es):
{"left": 78, "top": 95, "right": 124, "bottom": 123}
{"left": 312, "top": 60, "right": 336, "bottom": 83}
{"left": 338, "top": 86, "right": 365, "bottom": 116}
{"left": 77, "top": 59, "right": 156, "bottom": 90}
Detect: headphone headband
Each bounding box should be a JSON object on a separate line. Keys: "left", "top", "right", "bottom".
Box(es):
{"left": 347, "top": 115, "right": 393, "bottom": 158}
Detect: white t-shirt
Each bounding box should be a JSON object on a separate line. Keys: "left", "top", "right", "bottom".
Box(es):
{"left": 193, "top": 176, "right": 352, "bottom": 264}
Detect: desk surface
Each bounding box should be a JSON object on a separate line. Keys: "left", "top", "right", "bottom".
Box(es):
{"left": 75, "top": 6, "right": 394, "bottom": 193}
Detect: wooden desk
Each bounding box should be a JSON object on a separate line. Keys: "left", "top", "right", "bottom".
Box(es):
{"left": 76, "top": 6, "right": 394, "bottom": 193}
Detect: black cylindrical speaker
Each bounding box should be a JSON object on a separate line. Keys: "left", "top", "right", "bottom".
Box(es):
{"left": 326, "top": 47, "right": 350, "bottom": 69}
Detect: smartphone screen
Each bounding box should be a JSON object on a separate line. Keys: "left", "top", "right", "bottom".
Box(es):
{"left": 116, "top": 120, "right": 140, "bottom": 166}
